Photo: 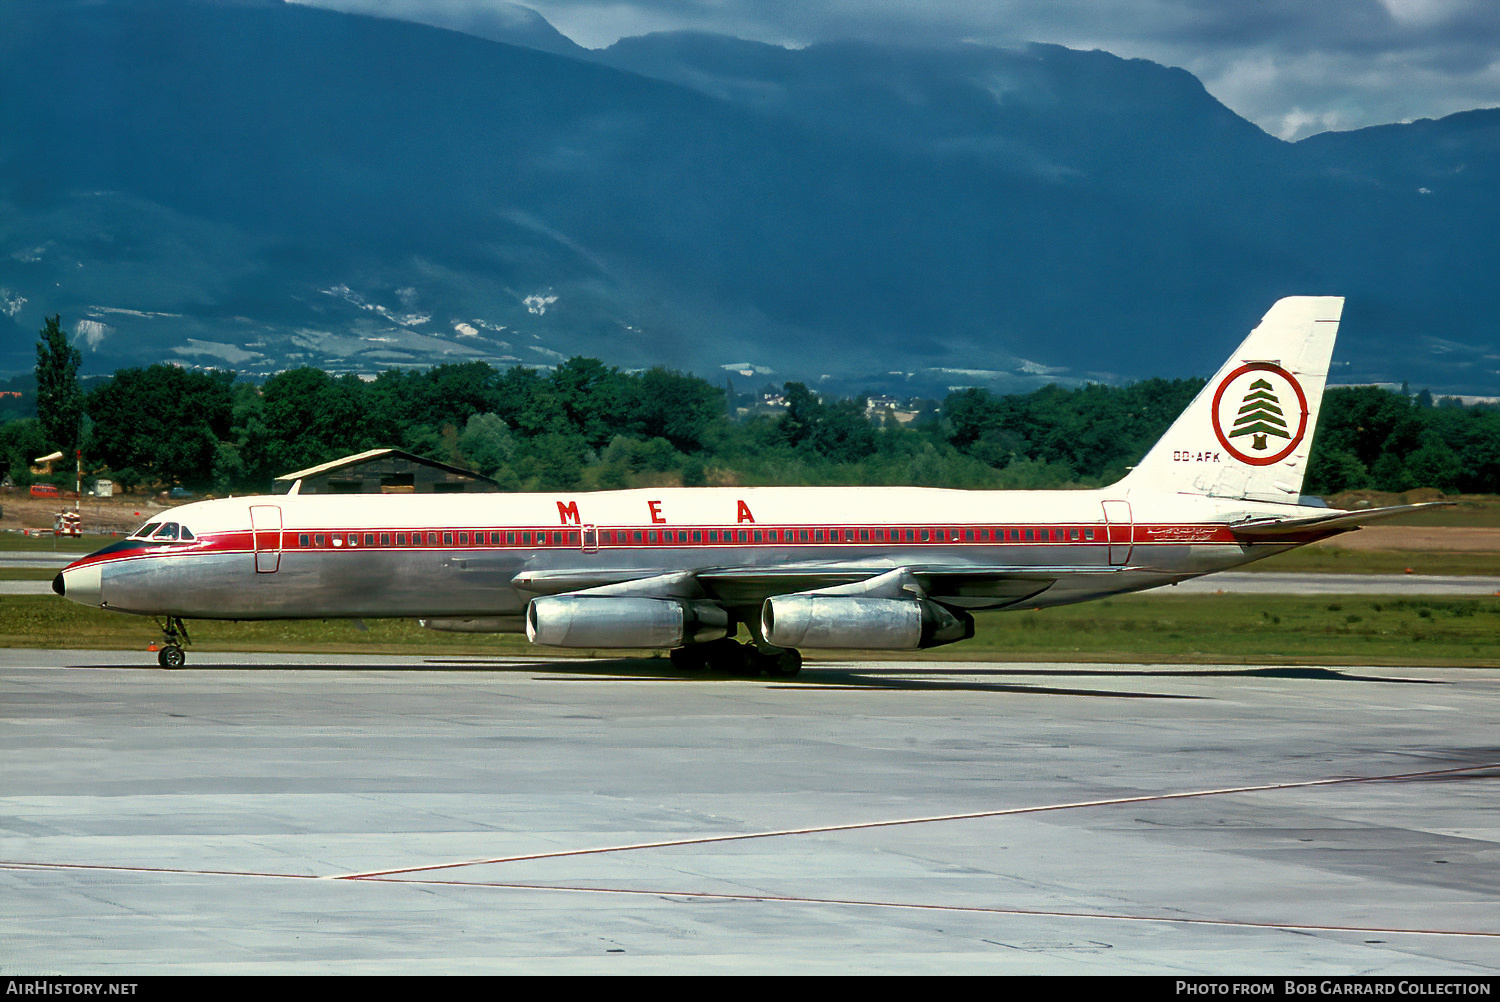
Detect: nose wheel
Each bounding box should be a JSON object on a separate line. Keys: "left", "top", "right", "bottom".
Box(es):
{"left": 154, "top": 616, "right": 191, "bottom": 668}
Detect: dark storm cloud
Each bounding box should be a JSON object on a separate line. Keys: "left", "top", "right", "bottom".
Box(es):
{"left": 297, "top": 0, "right": 1500, "bottom": 138}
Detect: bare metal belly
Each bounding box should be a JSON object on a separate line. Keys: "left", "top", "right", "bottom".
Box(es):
{"left": 101, "top": 551, "right": 529, "bottom": 619}
{"left": 90, "top": 540, "right": 1247, "bottom": 619}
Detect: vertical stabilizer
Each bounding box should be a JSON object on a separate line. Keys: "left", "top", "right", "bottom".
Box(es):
{"left": 1120, "top": 296, "right": 1344, "bottom": 503}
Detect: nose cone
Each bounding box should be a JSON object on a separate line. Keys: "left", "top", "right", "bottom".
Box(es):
{"left": 56, "top": 561, "right": 103, "bottom": 607}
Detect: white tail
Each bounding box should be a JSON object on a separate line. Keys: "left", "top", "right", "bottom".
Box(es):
{"left": 1120, "top": 296, "right": 1344, "bottom": 503}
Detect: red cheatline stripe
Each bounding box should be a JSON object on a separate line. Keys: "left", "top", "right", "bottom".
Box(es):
{"left": 67, "top": 521, "right": 1242, "bottom": 568}
{"left": 332, "top": 761, "right": 1500, "bottom": 880}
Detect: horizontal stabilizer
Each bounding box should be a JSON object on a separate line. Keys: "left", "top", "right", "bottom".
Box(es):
{"left": 1229, "top": 502, "right": 1450, "bottom": 540}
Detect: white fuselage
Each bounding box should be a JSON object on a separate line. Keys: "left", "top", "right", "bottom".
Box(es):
{"left": 56, "top": 483, "right": 1312, "bottom": 623}
{"left": 52, "top": 296, "right": 1360, "bottom": 663}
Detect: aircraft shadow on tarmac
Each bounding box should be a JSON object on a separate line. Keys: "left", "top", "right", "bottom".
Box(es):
{"left": 414, "top": 657, "right": 1206, "bottom": 698}
{"left": 425, "top": 657, "right": 1444, "bottom": 697}
{"left": 75, "top": 656, "right": 1444, "bottom": 699}
{"left": 920, "top": 665, "right": 1446, "bottom": 684}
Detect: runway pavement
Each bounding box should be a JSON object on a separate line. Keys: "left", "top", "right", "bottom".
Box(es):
{"left": 2, "top": 649, "right": 1497, "bottom": 974}
{"left": 1157, "top": 572, "right": 1500, "bottom": 596}
{"left": 0, "top": 552, "right": 81, "bottom": 567}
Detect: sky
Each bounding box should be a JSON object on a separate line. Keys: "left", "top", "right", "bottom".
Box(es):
{"left": 299, "top": 0, "right": 1500, "bottom": 140}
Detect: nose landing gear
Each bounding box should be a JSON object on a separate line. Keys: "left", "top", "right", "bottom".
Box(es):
{"left": 154, "top": 616, "right": 191, "bottom": 668}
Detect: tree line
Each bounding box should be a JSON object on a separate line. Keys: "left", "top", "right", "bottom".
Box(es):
{"left": 4, "top": 317, "right": 1499, "bottom": 497}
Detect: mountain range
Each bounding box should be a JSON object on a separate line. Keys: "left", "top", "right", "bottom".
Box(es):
{"left": 2, "top": 0, "right": 1497, "bottom": 395}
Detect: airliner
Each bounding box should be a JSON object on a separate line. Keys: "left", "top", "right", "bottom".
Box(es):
{"left": 53, "top": 297, "right": 1431, "bottom": 675}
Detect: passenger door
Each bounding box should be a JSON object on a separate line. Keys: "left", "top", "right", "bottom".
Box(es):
{"left": 1101, "top": 500, "right": 1133, "bottom": 566}
{"left": 249, "top": 505, "right": 283, "bottom": 573}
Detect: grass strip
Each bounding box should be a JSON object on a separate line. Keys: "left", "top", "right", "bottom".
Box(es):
{"left": 1245, "top": 548, "right": 1499, "bottom": 576}
{"left": 3, "top": 593, "right": 1495, "bottom": 668}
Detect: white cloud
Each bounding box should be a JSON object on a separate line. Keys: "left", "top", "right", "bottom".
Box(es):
{"left": 298, "top": 1, "right": 1500, "bottom": 137}
{"left": 523, "top": 292, "right": 559, "bottom": 315}
{"left": 75, "top": 319, "right": 111, "bottom": 349}
{"left": 1274, "top": 108, "right": 1352, "bottom": 142}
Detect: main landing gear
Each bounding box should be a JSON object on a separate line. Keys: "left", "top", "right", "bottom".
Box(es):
{"left": 154, "top": 616, "right": 191, "bottom": 669}
{"left": 669, "top": 638, "right": 802, "bottom": 678}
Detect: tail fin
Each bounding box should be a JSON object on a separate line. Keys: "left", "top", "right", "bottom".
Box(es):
{"left": 1120, "top": 296, "right": 1344, "bottom": 503}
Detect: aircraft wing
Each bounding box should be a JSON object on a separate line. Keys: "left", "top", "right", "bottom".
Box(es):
{"left": 1228, "top": 502, "right": 1450, "bottom": 540}
{"left": 698, "top": 564, "right": 1081, "bottom": 607}
{"left": 513, "top": 561, "right": 1130, "bottom": 609}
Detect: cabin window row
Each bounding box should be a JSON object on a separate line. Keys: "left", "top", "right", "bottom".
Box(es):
{"left": 295, "top": 530, "right": 583, "bottom": 548}
{"left": 596, "top": 527, "right": 1095, "bottom": 544}
{"left": 286, "top": 526, "right": 1098, "bottom": 548}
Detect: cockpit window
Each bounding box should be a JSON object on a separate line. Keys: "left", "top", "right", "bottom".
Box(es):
{"left": 179, "top": 526, "right": 195, "bottom": 541}
{"left": 133, "top": 522, "right": 162, "bottom": 539}
{"left": 152, "top": 522, "right": 180, "bottom": 541}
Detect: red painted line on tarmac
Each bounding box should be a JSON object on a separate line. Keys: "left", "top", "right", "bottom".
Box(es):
{"left": 9, "top": 764, "right": 1498, "bottom": 942}
{"left": 8, "top": 857, "right": 1490, "bottom": 939}
{"left": 0, "top": 859, "right": 323, "bottom": 880}
{"left": 348, "top": 876, "right": 1500, "bottom": 939}
{"left": 9, "top": 759, "right": 1496, "bottom": 944}
{"left": 333, "top": 761, "right": 1500, "bottom": 880}
{"left": 8, "top": 859, "right": 1492, "bottom": 941}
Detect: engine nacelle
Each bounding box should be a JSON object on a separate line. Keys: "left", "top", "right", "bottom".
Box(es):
{"left": 526, "top": 596, "right": 730, "bottom": 648}
{"left": 419, "top": 616, "right": 527, "bottom": 634}
{"left": 761, "top": 594, "right": 973, "bottom": 650}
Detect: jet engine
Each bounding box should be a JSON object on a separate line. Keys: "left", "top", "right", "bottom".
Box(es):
{"left": 526, "top": 596, "right": 730, "bottom": 648}
{"left": 761, "top": 594, "right": 973, "bottom": 650}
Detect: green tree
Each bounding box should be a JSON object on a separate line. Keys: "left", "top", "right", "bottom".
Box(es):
{"left": 0, "top": 418, "right": 47, "bottom": 487}
{"left": 779, "top": 382, "right": 822, "bottom": 448}
{"left": 427, "top": 362, "right": 500, "bottom": 428}
{"left": 86, "top": 365, "right": 235, "bottom": 489}
{"left": 260, "top": 368, "right": 376, "bottom": 474}
{"left": 516, "top": 431, "right": 588, "bottom": 491}
{"left": 457, "top": 412, "right": 517, "bottom": 478}
{"left": 1314, "top": 387, "right": 1422, "bottom": 474}
{"left": 551, "top": 357, "right": 632, "bottom": 447}
{"left": 225, "top": 381, "right": 273, "bottom": 488}
{"left": 500, "top": 367, "right": 568, "bottom": 438}
{"left": 1304, "top": 447, "right": 1370, "bottom": 495}
{"left": 211, "top": 441, "right": 248, "bottom": 495}
{"left": 809, "top": 397, "right": 877, "bottom": 463}
{"left": 1404, "top": 432, "right": 1461, "bottom": 493}
{"left": 681, "top": 456, "right": 708, "bottom": 487}
{"left": 34, "top": 315, "right": 83, "bottom": 457}
{"left": 630, "top": 368, "right": 723, "bottom": 452}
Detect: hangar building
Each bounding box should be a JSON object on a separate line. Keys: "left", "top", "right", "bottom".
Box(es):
{"left": 272, "top": 449, "right": 499, "bottom": 495}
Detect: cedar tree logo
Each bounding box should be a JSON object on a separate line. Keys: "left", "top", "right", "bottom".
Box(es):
{"left": 1211, "top": 362, "right": 1308, "bottom": 466}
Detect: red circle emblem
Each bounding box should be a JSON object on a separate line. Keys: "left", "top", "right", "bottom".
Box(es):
{"left": 1211, "top": 362, "right": 1309, "bottom": 466}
